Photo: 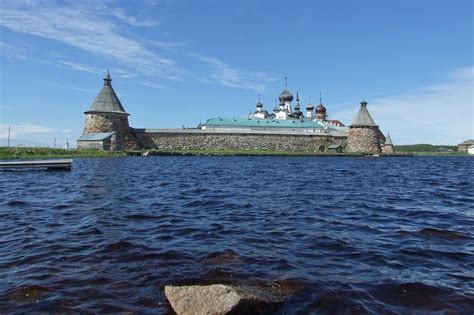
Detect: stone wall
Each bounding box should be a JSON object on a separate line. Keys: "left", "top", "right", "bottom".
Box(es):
{"left": 133, "top": 131, "right": 346, "bottom": 152}
{"left": 347, "top": 127, "right": 381, "bottom": 154}
{"left": 83, "top": 113, "right": 137, "bottom": 149}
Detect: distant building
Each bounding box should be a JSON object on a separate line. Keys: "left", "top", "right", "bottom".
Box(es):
{"left": 458, "top": 140, "right": 474, "bottom": 152}
{"left": 77, "top": 132, "right": 120, "bottom": 150}
{"left": 468, "top": 146, "right": 474, "bottom": 155}
{"left": 382, "top": 133, "right": 395, "bottom": 154}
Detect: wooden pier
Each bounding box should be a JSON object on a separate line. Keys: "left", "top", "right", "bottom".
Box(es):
{"left": 0, "top": 159, "right": 73, "bottom": 171}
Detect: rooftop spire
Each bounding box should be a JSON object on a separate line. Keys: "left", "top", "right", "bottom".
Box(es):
{"left": 296, "top": 91, "right": 299, "bottom": 102}
{"left": 284, "top": 76, "right": 287, "bottom": 87}
{"left": 104, "top": 71, "right": 112, "bottom": 86}
{"left": 319, "top": 92, "right": 322, "bottom": 104}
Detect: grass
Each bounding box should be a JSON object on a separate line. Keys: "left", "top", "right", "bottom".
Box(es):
{"left": 0, "top": 147, "right": 126, "bottom": 160}
{"left": 1, "top": 146, "right": 468, "bottom": 160}
{"left": 142, "top": 148, "right": 354, "bottom": 156}
{"left": 395, "top": 144, "right": 458, "bottom": 153}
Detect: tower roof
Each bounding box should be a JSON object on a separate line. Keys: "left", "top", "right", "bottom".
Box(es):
{"left": 279, "top": 88, "right": 294, "bottom": 102}
{"left": 85, "top": 72, "right": 128, "bottom": 115}
{"left": 316, "top": 103, "right": 326, "bottom": 113}
{"left": 350, "top": 101, "right": 377, "bottom": 127}
{"left": 385, "top": 133, "right": 393, "bottom": 145}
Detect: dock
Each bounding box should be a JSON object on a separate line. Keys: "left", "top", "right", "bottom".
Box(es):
{"left": 0, "top": 159, "right": 73, "bottom": 171}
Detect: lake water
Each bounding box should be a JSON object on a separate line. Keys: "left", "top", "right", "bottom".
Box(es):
{"left": 0, "top": 156, "right": 473, "bottom": 313}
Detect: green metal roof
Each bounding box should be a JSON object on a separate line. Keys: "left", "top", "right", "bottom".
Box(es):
{"left": 204, "top": 117, "right": 325, "bottom": 129}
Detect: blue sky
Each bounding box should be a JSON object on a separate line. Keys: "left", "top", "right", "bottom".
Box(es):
{"left": 0, "top": 0, "right": 472, "bottom": 146}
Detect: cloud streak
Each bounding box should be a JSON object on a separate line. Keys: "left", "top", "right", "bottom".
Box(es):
{"left": 189, "top": 53, "right": 277, "bottom": 92}
{"left": 57, "top": 61, "right": 102, "bottom": 74}
{"left": 110, "top": 8, "right": 159, "bottom": 27}
{"left": 0, "top": 1, "right": 183, "bottom": 80}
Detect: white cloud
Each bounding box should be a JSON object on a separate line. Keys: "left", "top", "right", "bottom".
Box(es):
{"left": 57, "top": 61, "right": 102, "bottom": 74}
{"left": 110, "top": 8, "right": 159, "bottom": 27}
{"left": 0, "top": 123, "right": 76, "bottom": 147}
{"left": 140, "top": 82, "right": 166, "bottom": 89}
{"left": 189, "top": 53, "right": 277, "bottom": 92}
{"left": 332, "top": 66, "right": 473, "bottom": 145}
{"left": 0, "top": 40, "right": 28, "bottom": 60}
{"left": 51, "top": 83, "right": 96, "bottom": 93}
{"left": 147, "top": 39, "right": 189, "bottom": 51}
{"left": 0, "top": 1, "right": 183, "bottom": 80}
{"left": 0, "top": 123, "right": 55, "bottom": 138}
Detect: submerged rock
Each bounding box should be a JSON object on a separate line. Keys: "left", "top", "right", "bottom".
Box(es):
{"left": 165, "top": 284, "right": 287, "bottom": 315}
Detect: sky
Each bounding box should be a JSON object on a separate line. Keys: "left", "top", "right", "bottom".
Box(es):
{"left": 0, "top": 0, "right": 472, "bottom": 147}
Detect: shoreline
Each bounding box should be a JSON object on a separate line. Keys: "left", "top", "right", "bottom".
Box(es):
{"left": 1, "top": 147, "right": 470, "bottom": 160}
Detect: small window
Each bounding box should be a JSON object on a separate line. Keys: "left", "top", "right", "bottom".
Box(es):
{"left": 105, "top": 115, "right": 109, "bottom": 119}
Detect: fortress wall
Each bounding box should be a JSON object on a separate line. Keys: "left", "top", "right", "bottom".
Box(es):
{"left": 347, "top": 127, "right": 381, "bottom": 154}
{"left": 132, "top": 132, "right": 346, "bottom": 151}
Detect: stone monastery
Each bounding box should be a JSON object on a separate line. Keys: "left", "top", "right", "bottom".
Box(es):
{"left": 78, "top": 72, "right": 394, "bottom": 154}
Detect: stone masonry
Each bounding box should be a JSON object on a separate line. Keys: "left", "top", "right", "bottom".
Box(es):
{"left": 347, "top": 127, "right": 381, "bottom": 154}
{"left": 133, "top": 131, "right": 346, "bottom": 152}
{"left": 84, "top": 113, "right": 137, "bottom": 149}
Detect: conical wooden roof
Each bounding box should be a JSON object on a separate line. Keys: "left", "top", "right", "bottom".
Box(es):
{"left": 385, "top": 133, "right": 393, "bottom": 145}
{"left": 85, "top": 72, "right": 128, "bottom": 115}
{"left": 350, "top": 101, "right": 377, "bottom": 127}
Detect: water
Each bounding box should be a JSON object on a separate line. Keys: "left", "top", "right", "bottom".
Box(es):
{"left": 0, "top": 156, "right": 473, "bottom": 313}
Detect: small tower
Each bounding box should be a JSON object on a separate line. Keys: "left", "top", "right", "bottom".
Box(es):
{"left": 253, "top": 95, "right": 267, "bottom": 119}
{"left": 315, "top": 93, "right": 327, "bottom": 121}
{"left": 382, "top": 132, "right": 395, "bottom": 154}
{"left": 294, "top": 92, "right": 301, "bottom": 111}
{"left": 83, "top": 72, "right": 136, "bottom": 149}
{"left": 347, "top": 100, "right": 381, "bottom": 154}
{"left": 255, "top": 95, "right": 263, "bottom": 112}
{"left": 278, "top": 77, "right": 293, "bottom": 115}
{"left": 306, "top": 97, "right": 314, "bottom": 119}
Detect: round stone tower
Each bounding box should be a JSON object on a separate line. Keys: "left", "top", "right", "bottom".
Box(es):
{"left": 382, "top": 132, "right": 395, "bottom": 154}
{"left": 347, "top": 101, "right": 381, "bottom": 154}
{"left": 83, "top": 72, "right": 137, "bottom": 149}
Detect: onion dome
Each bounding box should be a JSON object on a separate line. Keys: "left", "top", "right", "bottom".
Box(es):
{"left": 306, "top": 103, "right": 314, "bottom": 110}
{"left": 279, "top": 89, "right": 294, "bottom": 102}
{"left": 316, "top": 103, "right": 326, "bottom": 113}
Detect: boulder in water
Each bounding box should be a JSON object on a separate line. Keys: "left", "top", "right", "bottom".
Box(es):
{"left": 164, "top": 284, "right": 287, "bottom": 314}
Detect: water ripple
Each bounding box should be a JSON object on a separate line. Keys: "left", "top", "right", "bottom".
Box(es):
{"left": 0, "top": 156, "right": 473, "bottom": 313}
